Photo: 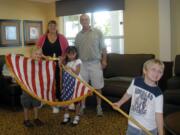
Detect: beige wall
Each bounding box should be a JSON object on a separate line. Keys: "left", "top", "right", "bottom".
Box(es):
{"left": 0, "top": 0, "right": 180, "bottom": 59}
{"left": 124, "top": 0, "right": 159, "bottom": 57}
{"left": 171, "top": 0, "right": 180, "bottom": 59}
{"left": 124, "top": 0, "right": 180, "bottom": 59}
{"left": 0, "top": 0, "right": 57, "bottom": 56}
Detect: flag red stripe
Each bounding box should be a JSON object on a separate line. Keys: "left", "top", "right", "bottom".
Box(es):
{"left": 31, "top": 60, "right": 37, "bottom": 95}
{"left": 6, "top": 54, "right": 15, "bottom": 73}
{"left": 51, "top": 63, "right": 56, "bottom": 100}
{"left": 15, "top": 55, "right": 23, "bottom": 83}
{"left": 46, "top": 61, "right": 50, "bottom": 100}
{"left": 52, "top": 78, "right": 55, "bottom": 100}
{"left": 80, "top": 85, "right": 85, "bottom": 97}
{"left": 75, "top": 81, "right": 80, "bottom": 98}
{"left": 23, "top": 57, "right": 31, "bottom": 91}
{"left": 38, "top": 60, "right": 44, "bottom": 99}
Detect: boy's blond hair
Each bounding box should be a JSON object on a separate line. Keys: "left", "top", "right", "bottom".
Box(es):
{"left": 143, "top": 59, "right": 165, "bottom": 72}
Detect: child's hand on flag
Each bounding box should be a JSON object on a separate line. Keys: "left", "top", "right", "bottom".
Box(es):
{"left": 32, "top": 49, "right": 42, "bottom": 60}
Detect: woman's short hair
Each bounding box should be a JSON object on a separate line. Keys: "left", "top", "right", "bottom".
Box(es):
{"left": 48, "top": 20, "right": 57, "bottom": 26}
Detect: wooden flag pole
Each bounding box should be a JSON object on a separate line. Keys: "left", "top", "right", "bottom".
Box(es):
{"left": 61, "top": 65, "right": 152, "bottom": 135}
{"left": 91, "top": 89, "right": 152, "bottom": 135}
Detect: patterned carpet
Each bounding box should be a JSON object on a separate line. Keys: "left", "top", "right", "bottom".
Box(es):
{"left": 0, "top": 106, "right": 127, "bottom": 135}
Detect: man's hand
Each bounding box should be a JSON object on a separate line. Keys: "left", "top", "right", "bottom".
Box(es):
{"left": 101, "top": 59, "right": 107, "bottom": 69}
{"left": 112, "top": 102, "right": 120, "bottom": 110}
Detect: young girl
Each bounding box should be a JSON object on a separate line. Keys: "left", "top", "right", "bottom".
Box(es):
{"left": 61, "top": 46, "right": 82, "bottom": 126}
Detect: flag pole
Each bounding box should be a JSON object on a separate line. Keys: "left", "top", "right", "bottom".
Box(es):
{"left": 62, "top": 65, "right": 152, "bottom": 135}
{"left": 91, "top": 89, "right": 152, "bottom": 135}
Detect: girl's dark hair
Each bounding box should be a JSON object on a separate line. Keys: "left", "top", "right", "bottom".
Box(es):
{"left": 65, "top": 46, "right": 79, "bottom": 62}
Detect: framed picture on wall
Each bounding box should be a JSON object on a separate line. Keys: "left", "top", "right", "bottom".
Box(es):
{"left": 24, "top": 20, "right": 43, "bottom": 45}
{"left": 0, "top": 20, "right": 21, "bottom": 47}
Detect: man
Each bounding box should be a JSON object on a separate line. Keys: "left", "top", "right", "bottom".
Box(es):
{"left": 75, "top": 14, "right": 107, "bottom": 116}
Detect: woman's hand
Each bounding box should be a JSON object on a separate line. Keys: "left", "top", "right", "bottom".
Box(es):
{"left": 58, "top": 56, "right": 63, "bottom": 67}
{"left": 32, "top": 49, "right": 42, "bottom": 60}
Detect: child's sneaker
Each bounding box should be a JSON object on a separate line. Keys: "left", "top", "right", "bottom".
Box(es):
{"left": 68, "top": 104, "right": 75, "bottom": 111}
{"left": 61, "top": 113, "right": 70, "bottom": 124}
{"left": 23, "top": 120, "right": 34, "bottom": 127}
{"left": 72, "top": 115, "right": 80, "bottom": 126}
{"left": 52, "top": 106, "right": 59, "bottom": 113}
{"left": 97, "top": 105, "right": 103, "bottom": 116}
{"left": 33, "top": 119, "right": 44, "bottom": 126}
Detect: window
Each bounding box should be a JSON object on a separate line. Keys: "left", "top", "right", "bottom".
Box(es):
{"left": 63, "top": 10, "right": 124, "bottom": 54}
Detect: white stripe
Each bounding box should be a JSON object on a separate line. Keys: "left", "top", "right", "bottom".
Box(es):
{"left": 76, "top": 80, "right": 82, "bottom": 97}
{"left": 73, "top": 81, "right": 90, "bottom": 99}
{"left": 74, "top": 81, "right": 83, "bottom": 98}
{"left": 27, "top": 58, "right": 33, "bottom": 93}
{"left": 35, "top": 60, "right": 41, "bottom": 98}
{"left": 11, "top": 54, "right": 21, "bottom": 81}
{"left": 42, "top": 60, "right": 48, "bottom": 100}
{"left": 48, "top": 61, "right": 54, "bottom": 101}
{"left": 77, "top": 83, "right": 84, "bottom": 97}
{"left": 72, "top": 80, "right": 78, "bottom": 98}
{"left": 18, "top": 56, "right": 31, "bottom": 91}
{"left": 84, "top": 87, "right": 90, "bottom": 95}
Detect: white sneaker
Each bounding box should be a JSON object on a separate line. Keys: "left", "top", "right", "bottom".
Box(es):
{"left": 52, "top": 107, "right": 59, "bottom": 113}
{"left": 72, "top": 115, "right": 80, "bottom": 125}
{"left": 61, "top": 113, "right": 70, "bottom": 124}
{"left": 68, "top": 104, "right": 75, "bottom": 111}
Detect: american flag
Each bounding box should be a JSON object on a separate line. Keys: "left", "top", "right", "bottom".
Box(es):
{"left": 6, "top": 54, "right": 56, "bottom": 101}
{"left": 61, "top": 70, "right": 91, "bottom": 101}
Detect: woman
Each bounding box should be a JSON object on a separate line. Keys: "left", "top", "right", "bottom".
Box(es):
{"left": 33, "top": 20, "right": 69, "bottom": 113}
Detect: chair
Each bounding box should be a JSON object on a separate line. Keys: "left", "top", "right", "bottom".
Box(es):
{"left": 164, "top": 55, "right": 180, "bottom": 115}
{"left": 166, "top": 55, "right": 180, "bottom": 89}
{"left": 164, "top": 55, "right": 180, "bottom": 135}
{"left": 0, "top": 55, "right": 22, "bottom": 109}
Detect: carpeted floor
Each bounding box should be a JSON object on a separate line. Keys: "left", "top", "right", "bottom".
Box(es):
{"left": 0, "top": 106, "right": 128, "bottom": 135}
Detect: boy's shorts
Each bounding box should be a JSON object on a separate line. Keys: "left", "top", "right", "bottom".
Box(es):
{"left": 126, "top": 124, "right": 158, "bottom": 135}
{"left": 21, "top": 92, "right": 41, "bottom": 108}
